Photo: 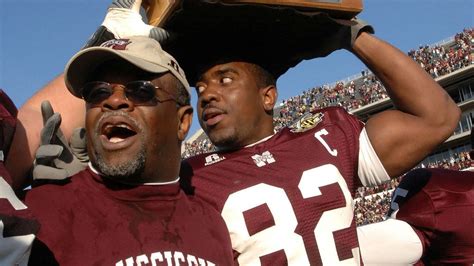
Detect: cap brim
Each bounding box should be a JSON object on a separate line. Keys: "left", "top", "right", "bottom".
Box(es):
{"left": 65, "top": 47, "right": 169, "bottom": 98}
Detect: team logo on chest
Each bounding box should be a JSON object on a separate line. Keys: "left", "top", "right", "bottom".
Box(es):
{"left": 204, "top": 153, "right": 226, "bottom": 166}
{"left": 289, "top": 112, "right": 324, "bottom": 133}
{"left": 251, "top": 151, "right": 275, "bottom": 167}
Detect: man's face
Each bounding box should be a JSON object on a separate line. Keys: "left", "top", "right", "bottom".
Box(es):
{"left": 84, "top": 62, "right": 186, "bottom": 183}
{"left": 195, "top": 62, "right": 273, "bottom": 149}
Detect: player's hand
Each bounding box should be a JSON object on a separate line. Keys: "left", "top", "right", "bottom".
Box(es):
{"left": 0, "top": 89, "right": 18, "bottom": 161}
{"left": 83, "top": 0, "right": 170, "bottom": 48}
{"left": 32, "top": 101, "right": 88, "bottom": 180}
{"left": 312, "top": 14, "right": 374, "bottom": 57}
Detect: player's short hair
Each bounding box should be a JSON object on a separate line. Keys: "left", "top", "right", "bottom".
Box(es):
{"left": 248, "top": 63, "right": 277, "bottom": 89}
{"left": 194, "top": 55, "right": 277, "bottom": 88}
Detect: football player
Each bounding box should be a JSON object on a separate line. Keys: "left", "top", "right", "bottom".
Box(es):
{"left": 177, "top": 22, "right": 459, "bottom": 265}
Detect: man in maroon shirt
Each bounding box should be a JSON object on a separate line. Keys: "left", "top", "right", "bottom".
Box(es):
{"left": 0, "top": 36, "right": 233, "bottom": 265}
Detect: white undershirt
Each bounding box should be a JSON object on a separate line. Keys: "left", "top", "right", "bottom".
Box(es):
{"left": 357, "top": 218, "right": 423, "bottom": 265}
{"left": 358, "top": 127, "right": 390, "bottom": 186}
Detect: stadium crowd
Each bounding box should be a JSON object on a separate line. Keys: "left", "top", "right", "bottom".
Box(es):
{"left": 409, "top": 28, "right": 473, "bottom": 78}
{"left": 275, "top": 72, "right": 389, "bottom": 131}
{"left": 355, "top": 189, "right": 394, "bottom": 226}
{"left": 182, "top": 138, "right": 216, "bottom": 159}
{"left": 422, "top": 151, "right": 473, "bottom": 170}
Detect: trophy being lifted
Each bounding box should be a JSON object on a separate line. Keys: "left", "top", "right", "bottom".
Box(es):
{"left": 142, "top": 0, "right": 364, "bottom": 82}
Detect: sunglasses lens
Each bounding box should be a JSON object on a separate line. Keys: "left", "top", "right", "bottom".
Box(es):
{"left": 126, "top": 81, "right": 156, "bottom": 104}
{"left": 82, "top": 81, "right": 161, "bottom": 105}
{"left": 82, "top": 82, "right": 112, "bottom": 104}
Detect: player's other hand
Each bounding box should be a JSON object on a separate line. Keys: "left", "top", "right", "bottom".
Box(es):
{"left": 32, "top": 101, "right": 88, "bottom": 181}
{"left": 312, "top": 14, "right": 374, "bottom": 57}
{"left": 83, "top": 0, "right": 170, "bottom": 48}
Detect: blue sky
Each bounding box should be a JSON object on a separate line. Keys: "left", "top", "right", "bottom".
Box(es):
{"left": 0, "top": 0, "right": 473, "bottom": 137}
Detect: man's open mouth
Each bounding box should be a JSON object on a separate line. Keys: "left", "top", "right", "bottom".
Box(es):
{"left": 102, "top": 123, "right": 137, "bottom": 143}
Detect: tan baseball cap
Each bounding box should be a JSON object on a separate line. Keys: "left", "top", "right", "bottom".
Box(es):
{"left": 64, "top": 36, "right": 190, "bottom": 98}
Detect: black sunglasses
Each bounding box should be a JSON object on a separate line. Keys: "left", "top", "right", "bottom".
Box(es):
{"left": 81, "top": 81, "right": 180, "bottom": 106}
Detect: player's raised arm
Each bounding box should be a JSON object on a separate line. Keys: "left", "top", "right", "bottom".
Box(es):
{"left": 352, "top": 32, "right": 460, "bottom": 178}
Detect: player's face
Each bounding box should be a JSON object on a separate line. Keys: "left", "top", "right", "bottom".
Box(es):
{"left": 84, "top": 62, "right": 189, "bottom": 183}
{"left": 195, "top": 62, "right": 273, "bottom": 149}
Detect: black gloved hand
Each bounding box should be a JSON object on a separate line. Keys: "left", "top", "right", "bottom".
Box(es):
{"left": 312, "top": 14, "right": 374, "bottom": 58}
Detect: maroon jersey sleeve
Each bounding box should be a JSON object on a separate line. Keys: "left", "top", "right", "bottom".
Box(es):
{"left": 390, "top": 168, "right": 474, "bottom": 264}
{"left": 182, "top": 107, "right": 366, "bottom": 265}
{"left": 0, "top": 168, "right": 40, "bottom": 266}
{"left": 0, "top": 90, "right": 41, "bottom": 265}
{"left": 0, "top": 89, "right": 18, "bottom": 163}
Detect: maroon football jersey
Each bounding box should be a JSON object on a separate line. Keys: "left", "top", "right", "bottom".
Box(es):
{"left": 390, "top": 168, "right": 474, "bottom": 264}
{"left": 0, "top": 92, "right": 38, "bottom": 265}
{"left": 0, "top": 165, "right": 39, "bottom": 266}
{"left": 24, "top": 169, "right": 233, "bottom": 265}
{"left": 181, "top": 107, "right": 370, "bottom": 265}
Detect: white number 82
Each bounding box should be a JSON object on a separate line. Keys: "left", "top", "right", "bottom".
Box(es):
{"left": 221, "top": 164, "right": 361, "bottom": 265}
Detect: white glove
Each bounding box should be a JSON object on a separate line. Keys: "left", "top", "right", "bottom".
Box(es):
{"left": 83, "top": 0, "right": 170, "bottom": 48}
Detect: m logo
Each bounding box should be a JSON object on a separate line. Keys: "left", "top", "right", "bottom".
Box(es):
{"left": 251, "top": 151, "right": 275, "bottom": 167}
{"left": 100, "top": 39, "right": 131, "bottom": 50}
{"left": 204, "top": 153, "right": 225, "bottom": 166}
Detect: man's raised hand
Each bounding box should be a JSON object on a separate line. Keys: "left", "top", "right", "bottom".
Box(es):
{"left": 84, "top": 0, "right": 170, "bottom": 48}
{"left": 32, "top": 101, "right": 88, "bottom": 181}
{"left": 311, "top": 14, "right": 374, "bottom": 58}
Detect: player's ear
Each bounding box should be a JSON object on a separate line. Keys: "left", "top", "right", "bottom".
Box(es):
{"left": 177, "top": 105, "right": 193, "bottom": 141}
{"left": 261, "top": 85, "right": 277, "bottom": 112}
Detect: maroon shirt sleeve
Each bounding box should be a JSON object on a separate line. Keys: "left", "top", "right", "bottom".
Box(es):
{"left": 0, "top": 90, "right": 42, "bottom": 265}
{"left": 391, "top": 168, "right": 474, "bottom": 264}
